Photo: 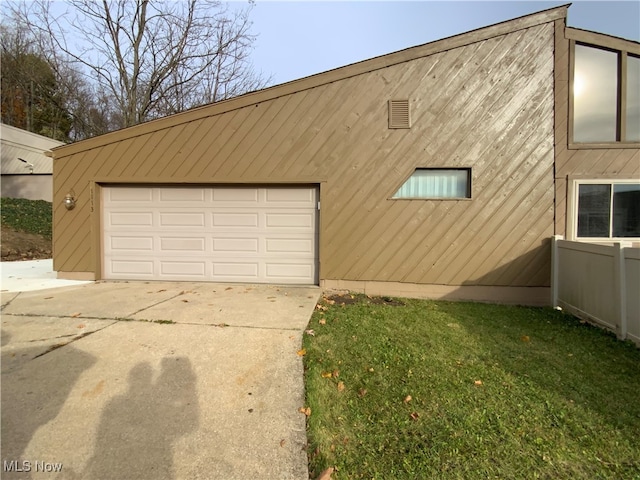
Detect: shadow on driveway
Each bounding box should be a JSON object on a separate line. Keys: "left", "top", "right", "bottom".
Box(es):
{"left": 1, "top": 341, "right": 96, "bottom": 473}
{"left": 83, "top": 357, "right": 199, "bottom": 479}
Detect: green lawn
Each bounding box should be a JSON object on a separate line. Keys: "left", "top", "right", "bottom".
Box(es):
{"left": 303, "top": 294, "right": 640, "bottom": 479}
{"left": 0, "top": 197, "right": 52, "bottom": 239}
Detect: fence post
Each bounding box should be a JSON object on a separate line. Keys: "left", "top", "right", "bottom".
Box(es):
{"left": 551, "top": 235, "right": 562, "bottom": 308}
{"left": 614, "top": 243, "right": 628, "bottom": 340}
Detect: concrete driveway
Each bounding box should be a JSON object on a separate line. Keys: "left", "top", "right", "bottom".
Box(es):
{"left": 1, "top": 281, "right": 320, "bottom": 479}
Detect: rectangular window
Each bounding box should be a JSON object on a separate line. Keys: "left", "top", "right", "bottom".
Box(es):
{"left": 572, "top": 43, "right": 640, "bottom": 145}
{"left": 627, "top": 55, "right": 640, "bottom": 142}
{"left": 392, "top": 168, "right": 471, "bottom": 199}
{"left": 576, "top": 181, "right": 640, "bottom": 239}
{"left": 573, "top": 45, "right": 618, "bottom": 143}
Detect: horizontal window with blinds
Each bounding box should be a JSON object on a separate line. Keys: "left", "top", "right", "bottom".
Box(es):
{"left": 392, "top": 168, "right": 471, "bottom": 199}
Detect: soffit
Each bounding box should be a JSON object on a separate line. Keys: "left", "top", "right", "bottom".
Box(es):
{"left": 0, "top": 124, "right": 63, "bottom": 174}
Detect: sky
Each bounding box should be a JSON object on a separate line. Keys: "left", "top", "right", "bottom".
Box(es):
{"left": 245, "top": 1, "right": 640, "bottom": 86}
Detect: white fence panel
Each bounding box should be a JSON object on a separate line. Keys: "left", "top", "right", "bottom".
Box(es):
{"left": 625, "top": 248, "right": 640, "bottom": 345}
{"left": 551, "top": 236, "right": 640, "bottom": 346}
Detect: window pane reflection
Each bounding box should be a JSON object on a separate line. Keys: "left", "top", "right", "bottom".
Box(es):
{"left": 574, "top": 45, "right": 618, "bottom": 143}
{"left": 577, "top": 184, "right": 611, "bottom": 237}
{"left": 627, "top": 55, "right": 640, "bottom": 142}
{"left": 613, "top": 184, "right": 640, "bottom": 237}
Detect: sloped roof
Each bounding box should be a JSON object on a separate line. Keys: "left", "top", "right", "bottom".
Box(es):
{"left": 52, "top": 4, "right": 570, "bottom": 159}
{"left": 1, "top": 123, "right": 64, "bottom": 174}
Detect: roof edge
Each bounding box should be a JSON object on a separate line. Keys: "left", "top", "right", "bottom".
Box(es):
{"left": 565, "top": 26, "right": 640, "bottom": 53}
{"left": 52, "top": 4, "right": 569, "bottom": 159}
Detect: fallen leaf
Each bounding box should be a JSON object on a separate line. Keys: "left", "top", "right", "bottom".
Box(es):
{"left": 158, "top": 289, "right": 166, "bottom": 292}
{"left": 317, "top": 467, "right": 335, "bottom": 480}
{"left": 332, "top": 369, "right": 339, "bottom": 378}
{"left": 225, "top": 287, "right": 233, "bottom": 291}
{"left": 474, "top": 380, "right": 483, "bottom": 386}
{"left": 410, "top": 412, "right": 420, "bottom": 421}
{"left": 521, "top": 335, "right": 530, "bottom": 342}
{"left": 358, "top": 388, "right": 367, "bottom": 398}
{"left": 330, "top": 444, "right": 336, "bottom": 452}
{"left": 321, "top": 372, "right": 333, "bottom": 378}
{"left": 297, "top": 348, "right": 306, "bottom": 356}
{"left": 70, "top": 312, "right": 81, "bottom": 318}
{"left": 305, "top": 329, "right": 316, "bottom": 336}
{"left": 181, "top": 299, "right": 189, "bottom": 303}
{"left": 280, "top": 439, "right": 286, "bottom": 447}
{"left": 337, "top": 381, "right": 345, "bottom": 392}
{"left": 368, "top": 367, "right": 374, "bottom": 372}
{"left": 44, "top": 296, "right": 53, "bottom": 300}
{"left": 403, "top": 395, "right": 412, "bottom": 403}
{"left": 319, "top": 318, "right": 326, "bottom": 325}
{"left": 298, "top": 406, "right": 311, "bottom": 416}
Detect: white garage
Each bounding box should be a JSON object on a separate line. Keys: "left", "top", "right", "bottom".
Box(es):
{"left": 101, "top": 185, "right": 318, "bottom": 284}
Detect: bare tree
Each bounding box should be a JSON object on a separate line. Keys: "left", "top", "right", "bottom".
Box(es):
{"left": 12, "top": 0, "right": 269, "bottom": 131}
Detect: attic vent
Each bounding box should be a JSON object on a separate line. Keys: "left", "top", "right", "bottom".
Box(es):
{"left": 388, "top": 99, "right": 410, "bottom": 129}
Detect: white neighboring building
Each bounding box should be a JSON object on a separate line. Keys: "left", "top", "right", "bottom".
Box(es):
{"left": 0, "top": 123, "right": 65, "bottom": 201}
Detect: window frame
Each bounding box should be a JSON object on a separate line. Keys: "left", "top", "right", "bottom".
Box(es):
{"left": 567, "top": 30, "right": 640, "bottom": 150}
{"left": 390, "top": 167, "right": 472, "bottom": 200}
{"left": 568, "top": 178, "right": 640, "bottom": 242}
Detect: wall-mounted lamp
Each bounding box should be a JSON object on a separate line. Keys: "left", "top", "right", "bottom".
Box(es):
{"left": 64, "top": 192, "right": 76, "bottom": 210}
{"left": 17, "top": 157, "right": 34, "bottom": 174}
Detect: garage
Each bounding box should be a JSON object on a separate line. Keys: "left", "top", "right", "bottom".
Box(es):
{"left": 102, "top": 185, "right": 318, "bottom": 284}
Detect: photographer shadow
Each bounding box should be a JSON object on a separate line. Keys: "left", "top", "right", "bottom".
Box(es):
{"left": 83, "top": 357, "right": 200, "bottom": 480}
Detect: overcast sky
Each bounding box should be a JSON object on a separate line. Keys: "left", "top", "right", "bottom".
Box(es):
{"left": 246, "top": 1, "right": 640, "bottom": 86}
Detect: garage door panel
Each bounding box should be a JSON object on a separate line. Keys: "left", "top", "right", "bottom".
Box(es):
{"left": 110, "top": 212, "right": 153, "bottom": 226}
{"left": 212, "top": 238, "right": 259, "bottom": 253}
{"left": 103, "top": 186, "right": 317, "bottom": 284}
{"left": 109, "top": 260, "right": 154, "bottom": 275}
{"left": 266, "top": 188, "right": 315, "bottom": 204}
{"left": 109, "top": 236, "right": 154, "bottom": 251}
{"left": 108, "top": 187, "right": 153, "bottom": 202}
{"left": 160, "top": 237, "right": 206, "bottom": 251}
{"left": 266, "top": 213, "right": 314, "bottom": 228}
{"left": 265, "top": 262, "right": 314, "bottom": 280}
{"left": 212, "top": 212, "right": 259, "bottom": 227}
{"left": 160, "top": 212, "right": 206, "bottom": 227}
{"left": 265, "top": 238, "right": 314, "bottom": 253}
{"left": 212, "top": 262, "right": 259, "bottom": 279}
{"left": 159, "top": 188, "right": 206, "bottom": 202}
{"left": 160, "top": 261, "right": 206, "bottom": 277}
{"left": 212, "top": 188, "right": 259, "bottom": 203}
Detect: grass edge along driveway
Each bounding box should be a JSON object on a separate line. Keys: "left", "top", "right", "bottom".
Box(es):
{"left": 302, "top": 294, "right": 640, "bottom": 480}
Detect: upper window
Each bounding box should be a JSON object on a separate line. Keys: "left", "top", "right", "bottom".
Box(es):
{"left": 576, "top": 181, "right": 640, "bottom": 239}
{"left": 392, "top": 169, "right": 471, "bottom": 199}
{"left": 572, "top": 43, "right": 640, "bottom": 144}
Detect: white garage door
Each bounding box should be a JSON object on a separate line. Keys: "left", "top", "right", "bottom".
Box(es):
{"left": 102, "top": 186, "right": 318, "bottom": 284}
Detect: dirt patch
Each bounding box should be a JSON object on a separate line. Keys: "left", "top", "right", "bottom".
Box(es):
{"left": 324, "top": 293, "right": 405, "bottom": 307}
{"left": 1, "top": 226, "right": 52, "bottom": 261}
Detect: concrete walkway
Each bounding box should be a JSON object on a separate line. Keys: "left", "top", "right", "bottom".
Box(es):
{"left": 1, "top": 259, "right": 93, "bottom": 293}
{"left": 1, "top": 280, "right": 320, "bottom": 479}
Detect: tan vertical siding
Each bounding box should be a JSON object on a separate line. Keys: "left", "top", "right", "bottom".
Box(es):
{"left": 53, "top": 16, "right": 560, "bottom": 288}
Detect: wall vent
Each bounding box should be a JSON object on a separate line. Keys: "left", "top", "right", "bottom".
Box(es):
{"left": 388, "top": 99, "right": 410, "bottom": 129}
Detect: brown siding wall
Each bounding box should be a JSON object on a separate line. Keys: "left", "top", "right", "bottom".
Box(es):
{"left": 54, "top": 22, "right": 556, "bottom": 288}
{"left": 554, "top": 20, "right": 640, "bottom": 237}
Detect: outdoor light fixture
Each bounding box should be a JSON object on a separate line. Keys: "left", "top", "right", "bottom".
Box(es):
{"left": 64, "top": 192, "right": 76, "bottom": 210}
{"left": 17, "top": 157, "right": 34, "bottom": 174}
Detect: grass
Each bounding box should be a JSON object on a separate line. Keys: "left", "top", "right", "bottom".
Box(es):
{"left": 303, "top": 294, "right": 640, "bottom": 480}
{"left": 0, "top": 197, "right": 53, "bottom": 239}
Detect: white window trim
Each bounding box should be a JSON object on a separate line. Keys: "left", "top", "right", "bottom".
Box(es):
{"left": 568, "top": 178, "right": 640, "bottom": 242}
